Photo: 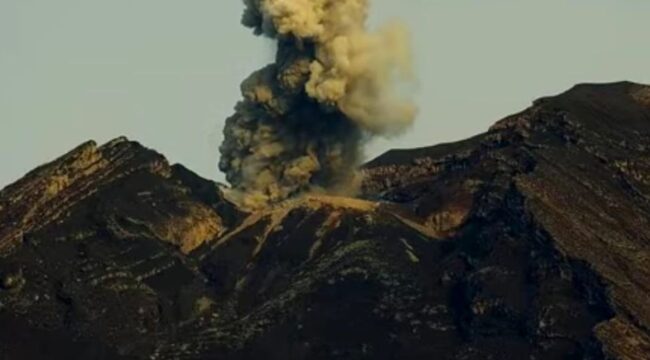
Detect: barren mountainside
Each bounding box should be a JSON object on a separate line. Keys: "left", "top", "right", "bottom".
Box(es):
{"left": 1, "top": 82, "right": 650, "bottom": 359}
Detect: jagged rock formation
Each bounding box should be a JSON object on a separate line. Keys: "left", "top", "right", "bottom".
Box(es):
{"left": 1, "top": 82, "right": 650, "bottom": 359}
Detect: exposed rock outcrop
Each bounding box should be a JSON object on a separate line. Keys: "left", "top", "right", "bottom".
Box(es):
{"left": 1, "top": 82, "right": 650, "bottom": 359}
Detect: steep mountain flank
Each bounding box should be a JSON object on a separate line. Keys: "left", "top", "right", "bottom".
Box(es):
{"left": 362, "top": 82, "right": 650, "bottom": 359}
{"left": 1, "top": 82, "right": 650, "bottom": 359}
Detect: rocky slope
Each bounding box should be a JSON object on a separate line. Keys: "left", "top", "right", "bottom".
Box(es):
{"left": 1, "top": 82, "right": 650, "bottom": 359}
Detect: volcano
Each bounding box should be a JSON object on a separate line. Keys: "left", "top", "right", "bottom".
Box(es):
{"left": 1, "top": 82, "right": 650, "bottom": 359}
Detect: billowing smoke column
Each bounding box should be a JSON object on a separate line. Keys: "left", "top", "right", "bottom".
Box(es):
{"left": 219, "top": 0, "right": 416, "bottom": 208}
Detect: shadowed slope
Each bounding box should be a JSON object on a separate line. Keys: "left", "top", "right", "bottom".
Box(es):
{"left": 1, "top": 82, "right": 650, "bottom": 359}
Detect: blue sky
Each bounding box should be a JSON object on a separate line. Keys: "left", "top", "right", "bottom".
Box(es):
{"left": 2, "top": 0, "right": 649, "bottom": 188}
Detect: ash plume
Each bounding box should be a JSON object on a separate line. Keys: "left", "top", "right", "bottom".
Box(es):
{"left": 220, "top": 0, "right": 416, "bottom": 208}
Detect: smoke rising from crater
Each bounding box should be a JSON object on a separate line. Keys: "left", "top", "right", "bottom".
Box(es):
{"left": 219, "top": 0, "right": 416, "bottom": 208}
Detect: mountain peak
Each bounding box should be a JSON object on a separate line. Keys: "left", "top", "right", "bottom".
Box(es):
{"left": 2, "top": 83, "right": 650, "bottom": 359}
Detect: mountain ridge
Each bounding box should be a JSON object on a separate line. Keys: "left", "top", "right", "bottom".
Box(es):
{"left": 1, "top": 82, "right": 650, "bottom": 359}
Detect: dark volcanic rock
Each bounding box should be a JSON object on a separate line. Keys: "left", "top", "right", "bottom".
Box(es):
{"left": 2, "top": 82, "right": 650, "bottom": 359}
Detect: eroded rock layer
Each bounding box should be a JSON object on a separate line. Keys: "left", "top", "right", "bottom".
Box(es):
{"left": 1, "top": 82, "right": 650, "bottom": 359}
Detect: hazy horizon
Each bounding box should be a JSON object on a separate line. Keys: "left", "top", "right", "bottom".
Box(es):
{"left": 2, "top": 0, "right": 650, "bottom": 188}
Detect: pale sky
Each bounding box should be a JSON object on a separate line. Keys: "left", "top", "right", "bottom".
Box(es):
{"left": 2, "top": 0, "right": 649, "bottom": 188}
